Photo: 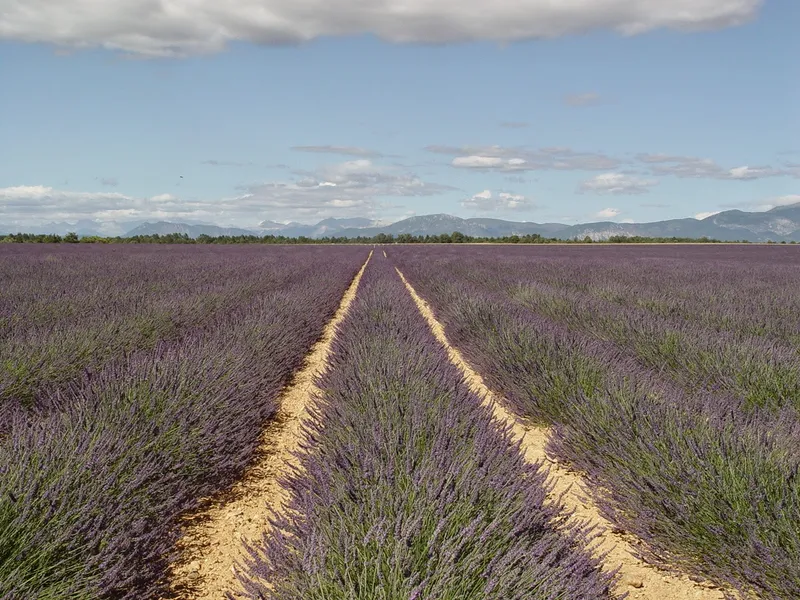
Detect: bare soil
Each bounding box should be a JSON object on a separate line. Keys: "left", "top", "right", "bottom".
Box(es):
{"left": 396, "top": 266, "right": 728, "bottom": 600}
{"left": 165, "top": 252, "right": 372, "bottom": 600}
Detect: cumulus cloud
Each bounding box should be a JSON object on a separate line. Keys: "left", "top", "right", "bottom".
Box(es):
{"left": 637, "top": 153, "right": 786, "bottom": 180}
{"left": 579, "top": 172, "right": 657, "bottom": 194}
{"left": 429, "top": 145, "right": 620, "bottom": 172}
{"left": 727, "top": 165, "right": 783, "bottom": 179}
{"left": 594, "top": 207, "right": 621, "bottom": 219}
{"left": 564, "top": 92, "right": 602, "bottom": 106}
{"left": 0, "top": 0, "right": 762, "bottom": 57}
{"left": 150, "top": 193, "right": 178, "bottom": 202}
{"left": 291, "top": 145, "right": 383, "bottom": 158}
{"left": 0, "top": 160, "right": 454, "bottom": 228}
{"left": 461, "top": 190, "right": 533, "bottom": 212}
{"left": 237, "top": 159, "right": 454, "bottom": 219}
{"left": 452, "top": 156, "right": 505, "bottom": 168}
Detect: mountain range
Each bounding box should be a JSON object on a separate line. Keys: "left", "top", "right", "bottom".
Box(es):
{"left": 5, "top": 204, "right": 800, "bottom": 242}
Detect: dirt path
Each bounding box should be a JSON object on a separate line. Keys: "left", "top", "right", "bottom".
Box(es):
{"left": 395, "top": 266, "right": 728, "bottom": 600}
{"left": 166, "top": 252, "right": 372, "bottom": 600}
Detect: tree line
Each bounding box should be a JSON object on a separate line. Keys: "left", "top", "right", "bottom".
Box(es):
{"left": 2, "top": 231, "right": 792, "bottom": 245}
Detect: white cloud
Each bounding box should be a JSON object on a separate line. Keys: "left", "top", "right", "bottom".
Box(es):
{"left": 452, "top": 156, "right": 505, "bottom": 168}
{"left": 497, "top": 192, "right": 530, "bottom": 210}
{"left": 0, "top": 1, "right": 762, "bottom": 57}
{"left": 595, "top": 207, "right": 621, "bottom": 219}
{"left": 0, "top": 160, "right": 454, "bottom": 227}
{"left": 694, "top": 211, "right": 720, "bottom": 220}
{"left": 0, "top": 185, "right": 132, "bottom": 205}
{"left": 432, "top": 145, "right": 620, "bottom": 172}
{"left": 150, "top": 193, "right": 178, "bottom": 202}
{"left": 727, "top": 165, "right": 782, "bottom": 179}
{"left": 637, "top": 154, "right": 786, "bottom": 180}
{"left": 579, "top": 172, "right": 657, "bottom": 194}
{"left": 564, "top": 92, "right": 602, "bottom": 106}
{"left": 461, "top": 190, "right": 533, "bottom": 212}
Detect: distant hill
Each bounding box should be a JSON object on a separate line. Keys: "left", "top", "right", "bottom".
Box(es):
{"left": 125, "top": 217, "right": 383, "bottom": 238}
{"left": 124, "top": 222, "right": 256, "bottom": 238}
{"left": 334, "top": 205, "right": 800, "bottom": 242}
{"left": 1, "top": 219, "right": 135, "bottom": 237}
{"left": 336, "top": 214, "right": 575, "bottom": 238}
{"left": 10, "top": 204, "right": 799, "bottom": 241}
{"left": 558, "top": 204, "right": 800, "bottom": 241}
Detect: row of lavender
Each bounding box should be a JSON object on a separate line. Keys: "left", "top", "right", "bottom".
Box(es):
{"left": 490, "top": 245, "right": 800, "bottom": 350}
{"left": 0, "top": 245, "right": 301, "bottom": 410}
{"left": 234, "top": 255, "right": 615, "bottom": 599}
{"left": 390, "top": 245, "right": 800, "bottom": 599}
{"left": 0, "top": 245, "right": 367, "bottom": 599}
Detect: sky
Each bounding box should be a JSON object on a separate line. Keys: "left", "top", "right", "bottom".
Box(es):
{"left": 0, "top": 0, "right": 798, "bottom": 233}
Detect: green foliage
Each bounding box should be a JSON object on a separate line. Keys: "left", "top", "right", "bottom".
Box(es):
{"left": 0, "top": 230, "right": 757, "bottom": 245}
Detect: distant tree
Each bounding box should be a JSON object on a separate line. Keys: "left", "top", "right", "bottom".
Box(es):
{"left": 64, "top": 232, "right": 79, "bottom": 243}
{"left": 451, "top": 231, "right": 466, "bottom": 243}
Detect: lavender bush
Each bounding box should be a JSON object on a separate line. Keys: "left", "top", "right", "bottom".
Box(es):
{"left": 0, "top": 246, "right": 367, "bottom": 599}
{"left": 235, "top": 255, "right": 615, "bottom": 600}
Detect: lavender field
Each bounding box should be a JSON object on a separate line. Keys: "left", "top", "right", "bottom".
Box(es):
{"left": 392, "top": 244, "right": 800, "bottom": 599}
{"left": 1, "top": 243, "right": 798, "bottom": 599}
{"left": 235, "top": 254, "right": 613, "bottom": 600}
{"left": 0, "top": 245, "right": 368, "bottom": 598}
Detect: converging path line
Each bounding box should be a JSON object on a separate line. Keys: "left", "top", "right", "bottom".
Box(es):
{"left": 167, "top": 251, "right": 373, "bottom": 600}
{"left": 395, "top": 266, "right": 727, "bottom": 600}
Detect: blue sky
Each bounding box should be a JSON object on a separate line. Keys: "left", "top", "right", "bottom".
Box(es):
{"left": 0, "top": 0, "right": 797, "bottom": 232}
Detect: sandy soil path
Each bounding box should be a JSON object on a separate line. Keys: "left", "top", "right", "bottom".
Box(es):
{"left": 395, "top": 266, "right": 728, "bottom": 600}
{"left": 166, "top": 251, "right": 372, "bottom": 600}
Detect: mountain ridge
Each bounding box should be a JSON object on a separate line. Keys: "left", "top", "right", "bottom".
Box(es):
{"left": 4, "top": 204, "right": 800, "bottom": 242}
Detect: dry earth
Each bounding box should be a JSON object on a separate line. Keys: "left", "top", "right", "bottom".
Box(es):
{"left": 165, "top": 251, "right": 372, "bottom": 600}
{"left": 395, "top": 266, "right": 729, "bottom": 600}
